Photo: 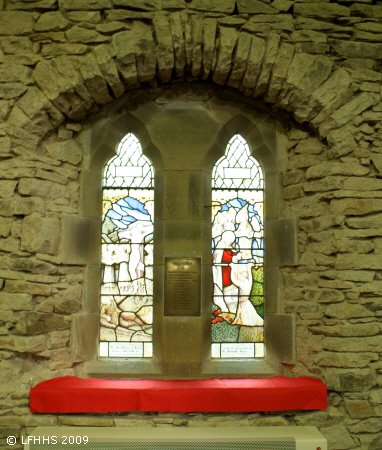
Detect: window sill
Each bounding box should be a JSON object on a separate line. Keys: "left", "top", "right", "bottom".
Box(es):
{"left": 30, "top": 376, "right": 327, "bottom": 414}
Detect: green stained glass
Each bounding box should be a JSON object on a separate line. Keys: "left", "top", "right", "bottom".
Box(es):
{"left": 100, "top": 133, "right": 154, "bottom": 358}
{"left": 212, "top": 135, "right": 264, "bottom": 359}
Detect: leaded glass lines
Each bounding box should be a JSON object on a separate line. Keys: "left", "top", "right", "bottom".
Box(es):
{"left": 103, "top": 133, "right": 154, "bottom": 189}
{"left": 213, "top": 134, "right": 263, "bottom": 190}
{"left": 100, "top": 133, "right": 154, "bottom": 359}
{"left": 212, "top": 135, "right": 264, "bottom": 359}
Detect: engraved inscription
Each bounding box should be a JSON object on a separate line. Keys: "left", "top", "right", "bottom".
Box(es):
{"left": 165, "top": 258, "right": 200, "bottom": 316}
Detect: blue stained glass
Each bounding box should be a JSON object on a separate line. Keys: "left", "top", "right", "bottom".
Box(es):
{"left": 229, "top": 198, "right": 246, "bottom": 209}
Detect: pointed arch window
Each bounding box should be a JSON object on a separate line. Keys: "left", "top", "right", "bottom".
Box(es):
{"left": 211, "top": 134, "right": 264, "bottom": 359}
{"left": 99, "top": 133, "right": 154, "bottom": 358}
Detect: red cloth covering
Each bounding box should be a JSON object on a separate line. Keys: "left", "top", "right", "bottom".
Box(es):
{"left": 30, "top": 376, "right": 327, "bottom": 413}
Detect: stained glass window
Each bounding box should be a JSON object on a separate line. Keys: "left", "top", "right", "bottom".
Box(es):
{"left": 99, "top": 133, "right": 154, "bottom": 358}
{"left": 211, "top": 134, "right": 264, "bottom": 359}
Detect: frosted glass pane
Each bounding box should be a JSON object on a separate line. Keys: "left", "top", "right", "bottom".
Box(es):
{"left": 116, "top": 166, "right": 143, "bottom": 177}
{"left": 255, "top": 342, "right": 265, "bottom": 357}
{"left": 211, "top": 343, "right": 220, "bottom": 358}
{"left": 224, "top": 168, "right": 251, "bottom": 179}
{"left": 144, "top": 342, "right": 153, "bottom": 358}
{"left": 99, "top": 342, "right": 108, "bottom": 357}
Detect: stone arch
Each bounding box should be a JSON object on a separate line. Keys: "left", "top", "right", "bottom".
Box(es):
{"left": 18, "top": 15, "right": 377, "bottom": 150}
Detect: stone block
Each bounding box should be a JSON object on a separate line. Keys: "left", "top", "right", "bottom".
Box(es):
{"left": 20, "top": 214, "right": 60, "bottom": 255}
{"left": 18, "top": 178, "right": 69, "bottom": 201}
{"left": 190, "top": 0, "right": 234, "bottom": 13}
{"left": 0, "top": 12, "right": 33, "bottom": 35}
{"left": 3, "top": 280, "right": 51, "bottom": 296}
{"left": 45, "top": 139, "right": 82, "bottom": 165}
{"left": 319, "top": 425, "right": 355, "bottom": 450}
{"left": 52, "top": 285, "right": 82, "bottom": 314}
{"left": 41, "top": 43, "right": 89, "bottom": 58}
{"left": 114, "top": 418, "right": 155, "bottom": 427}
{"left": 17, "top": 87, "right": 64, "bottom": 128}
{"left": 294, "top": 3, "right": 349, "bottom": 18}
{"left": 59, "top": 0, "right": 112, "bottom": 9}
{"left": 33, "top": 57, "right": 93, "bottom": 120}
{"left": 265, "top": 314, "right": 294, "bottom": 364}
{"left": 330, "top": 39, "right": 382, "bottom": 60}
{"left": 350, "top": 3, "right": 382, "bottom": 18}
{"left": 0, "top": 136, "right": 10, "bottom": 157}
{"left": 345, "top": 399, "right": 373, "bottom": 419}
{"left": 237, "top": 0, "right": 278, "bottom": 14}
{"left": 202, "top": 18, "right": 216, "bottom": 79}
{"left": 59, "top": 416, "right": 113, "bottom": 426}
{"left": 212, "top": 26, "right": 238, "bottom": 86}
{"left": 147, "top": 103, "right": 220, "bottom": 171}
{"left": 112, "top": 30, "right": 138, "bottom": 85}
{"left": 7, "top": 0, "right": 57, "bottom": 9}
{"left": 315, "top": 352, "right": 378, "bottom": 368}
{"left": 0, "top": 335, "right": 46, "bottom": 353}
{"left": 324, "top": 336, "right": 382, "bottom": 353}
{"left": 190, "top": 14, "right": 203, "bottom": 78}
{"left": 134, "top": 21, "right": 156, "bottom": 83}
{"left": 306, "top": 162, "right": 370, "bottom": 180}
{"left": 35, "top": 12, "right": 69, "bottom": 32}
{"left": 254, "top": 33, "right": 280, "bottom": 98}
{"left": 0, "top": 217, "right": 12, "bottom": 237}
{"left": 347, "top": 416, "right": 382, "bottom": 434}
{"left": 85, "top": 265, "right": 100, "bottom": 314}
{"left": 66, "top": 25, "right": 105, "bottom": 44}
{"left": 330, "top": 198, "right": 382, "bottom": 216}
{"left": 266, "top": 218, "right": 298, "bottom": 266}
{"left": 16, "top": 312, "right": 70, "bottom": 335}
{"left": 81, "top": 170, "right": 102, "bottom": 218}
{"left": 0, "top": 292, "right": 32, "bottom": 311}
{"left": 294, "top": 407, "right": 344, "bottom": 427}
{"left": 265, "top": 42, "right": 294, "bottom": 104}
{"left": 369, "top": 389, "right": 382, "bottom": 405}
{"left": 0, "top": 197, "right": 44, "bottom": 217}
{"left": 227, "top": 31, "right": 251, "bottom": 88}
{"left": 71, "top": 312, "right": 99, "bottom": 361}
{"left": 48, "top": 330, "right": 70, "bottom": 349}
{"left": 242, "top": 35, "right": 265, "bottom": 89}
{"left": 151, "top": 16, "right": 173, "bottom": 83}
{"left": 319, "top": 92, "right": 378, "bottom": 137}
{"left": 76, "top": 53, "right": 113, "bottom": 105}
{"left": 325, "top": 302, "right": 373, "bottom": 320}
{"left": 62, "top": 215, "right": 100, "bottom": 265}
{"left": 370, "top": 435, "right": 382, "bottom": 450}
{"left": 310, "top": 69, "right": 355, "bottom": 127}
{"left": 295, "top": 138, "right": 324, "bottom": 155}
{"left": 0, "top": 64, "right": 31, "bottom": 83}
{"left": 68, "top": 11, "right": 101, "bottom": 22}
{"left": 277, "top": 52, "right": 317, "bottom": 108}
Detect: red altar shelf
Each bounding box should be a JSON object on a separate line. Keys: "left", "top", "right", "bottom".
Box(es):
{"left": 30, "top": 376, "right": 327, "bottom": 413}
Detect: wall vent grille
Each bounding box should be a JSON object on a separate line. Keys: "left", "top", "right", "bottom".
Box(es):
{"left": 30, "top": 439, "right": 296, "bottom": 450}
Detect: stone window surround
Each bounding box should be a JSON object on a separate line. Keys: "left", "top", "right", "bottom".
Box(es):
{"left": 63, "top": 90, "right": 297, "bottom": 379}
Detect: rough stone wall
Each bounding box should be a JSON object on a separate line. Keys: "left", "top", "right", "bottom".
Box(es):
{"left": 0, "top": 0, "right": 382, "bottom": 449}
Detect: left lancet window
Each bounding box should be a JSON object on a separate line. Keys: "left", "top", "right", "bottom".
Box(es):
{"left": 99, "top": 133, "right": 154, "bottom": 358}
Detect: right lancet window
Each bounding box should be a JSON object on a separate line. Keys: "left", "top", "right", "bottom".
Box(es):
{"left": 211, "top": 134, "right": 265, "bottom": 359}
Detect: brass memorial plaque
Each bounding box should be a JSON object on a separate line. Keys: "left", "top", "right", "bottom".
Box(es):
{"left": 165, "top": 258, "right": 201, "bottom": 316}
